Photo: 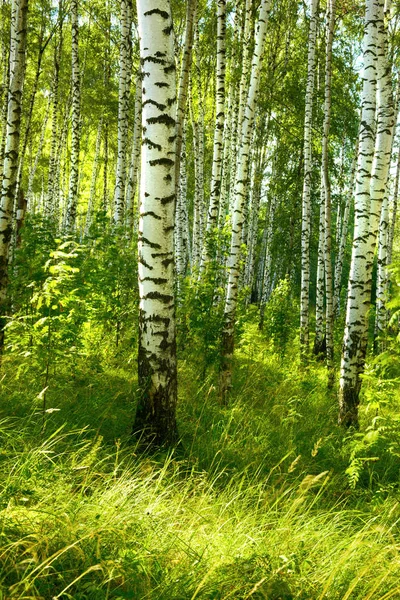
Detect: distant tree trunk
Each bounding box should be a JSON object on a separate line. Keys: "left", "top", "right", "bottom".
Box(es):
{"left": 299, "top": 0, "right": 318, "bottom": 357}
{"left": 339, "top": 0, "right": 395, "bottom": 427}
{"left": 114, "top": 0, "right": 132, "bottom": 226}
{"left": 313, "top": 195, "right": 325, "bottom": 356}
{"left": 244, "top": 137, "right": 267, "bottom": 294}
{"left": 126, "top": 73, "right": 142, "bottom": 234}
{"left": 259, "top": 194, "right": 277, "bottom": 327}
{"left": 190, "top": 35, "right": 205, "bottom": 269}
{"left": 333, "top": 138, "right": 358, "bottom": 316}
{"left": 65, "top": 0, "right": 80, "bottom": 233}
{"left": 46, "top": 0, "right": 63, "bottom": 217}
{"left": 321, "top": 0, "right": 335, "bottom": 384}
{"left": 175, "top": 0, "right": 197, "bottom": 195}
{"left": 0, "top": 0, "right": 28, "bottom": 351}
{"left": 220, "top": 0, "right": 272, "bottom": 398}
{"left": 132, "top": 0, "right": 178, "bottom": 447}
{"left": 387, "top": 145, "right": 400, "bottom": 266}
{"left": 374, "top": 193, "right": 389, "bottom": 350}
{"left": 218, "top": 0, "right": 241, "bottom": 229}
{"left": 200, "top": 0, "right": 226, "bottom": 271}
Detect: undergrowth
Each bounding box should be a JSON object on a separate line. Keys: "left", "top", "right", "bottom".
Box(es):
{"left": 1, "top": 327, "right": 400, "bottom": 599}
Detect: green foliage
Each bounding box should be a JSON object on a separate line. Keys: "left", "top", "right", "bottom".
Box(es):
{"left": 262, "top": 277, "right": 297, "bottom": 357}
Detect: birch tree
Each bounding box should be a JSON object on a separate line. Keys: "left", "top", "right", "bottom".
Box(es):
{"left": 0, "top": 0, "right": 28, "bottom": 350}
{"left": 321, "top": 0, "right": 335, "bottom": 383}
{"left": 339, "top": 0, "right": 395, "bottom": 426}
{"left": 299, "top": 0, "right": 318, "bottom": 357}
{"left": 200, "top": 0, "right": 226, "bottom": 271}
{"left": 113, "top": 0, "right": 132, "bottom": 226}
{"left": 65, "top": 0, "right": 80, "bottom": 232}
{"left": 220, "top": 0, "right": 272, "bottom": 397}
{"left": 132, "top": 0, "right": 178, "bottom": 446}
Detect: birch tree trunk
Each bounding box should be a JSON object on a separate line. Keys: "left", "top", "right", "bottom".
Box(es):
{"left": 300, "top": 0, "right": 318, "bottom": 357}
{"left": 65, "top": 0, "right": 80, "bottom": 233}
{"left": 333, "top": 139, "right": 358, "bottom": 316}
{"left": 125, "top": 73, "right": 142, "bottom": 234}
{"left": 387, "top": 145, "right": 400, "bottom": 266}
{"left": 374, "top": 193, "right": 389, "bottom": 349}
{"left": 200, "top": 0, "right": 226, "bottom": 271}
{"left": 46, "top": 0, "right": 63, "bottom": 217}
{"left": 0, "top": 0, "right": 28, "bottom": 350}
{"left": 113, "top": 0, "right": 132, "bottom": 226}
{"left": 220, "top": 0, "right": 272, "bottom": 397}
{"left": 132, "top": 0, "right": 178, "bottom": 447}
{"left": 313, "top": 192, "right": 325, "bottom": 355}
{"left": 259, "top": 194, "right": 278, "bottom": 327}
{"left": 175, "top": 0, "right": 197, "bottom": 194}
{"left": 339, "top": 0, "right": 395, "bottom": 426}
{"left": 322, "top": 0, "right": 335, "bottom": 384}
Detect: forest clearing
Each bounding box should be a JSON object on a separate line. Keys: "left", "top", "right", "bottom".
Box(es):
{"left": 1, "top": 0, "right": 400, "bottom": 597}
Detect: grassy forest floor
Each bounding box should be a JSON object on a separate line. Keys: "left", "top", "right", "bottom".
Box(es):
{"left": 1, "top": 317, "right": 400, "bottom": 599}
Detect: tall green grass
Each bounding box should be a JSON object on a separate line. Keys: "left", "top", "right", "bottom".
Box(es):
{"left": 1, "top": 323, "right": 400, "bottom": 598}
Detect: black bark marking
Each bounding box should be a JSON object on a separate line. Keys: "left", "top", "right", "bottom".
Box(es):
{"left": 144, "top": 9, "right": 169, "bottom": 19}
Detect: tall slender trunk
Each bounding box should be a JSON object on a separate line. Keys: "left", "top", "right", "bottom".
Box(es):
{"left": 218, "top": 0, "right": 241, "bottom": 229}
{"left": 300, "top": 0, "right": 318, "bottom": 356}
{"left": 259, "top": 194, "right": 278, "bottom": 326}
{"left": 175, "top": 0, "right": 197, "bottom": 194}
{"left": 65, "top": 0, "right": 80, "bottom": 233}
{"left": 0, "top": 0, "right": 28, "bottom": 350}
{"left": 200, "top": 0, "right": 226, "bottom": 271}
{"left": 220, "top": 0, "right": 272, "bottom": 397}
{"left": 339, "top": 0, "right": 395, "bottom": 427}
{"left": 314, "top": 192, "right": 325, "bottom": 355}
{"left": 333, "top": 137, "right": 358, "bottom": 316}
{"left": 46, "top": 0, "right": 63, "bottom": 217}
{"left": 113, "top": 0, "right": 132, "bottom": 226}
{"left": 132, "top": 0, "right": 178, "bottom": 447}
{"left": 374, "top": 193, "right": 389, "bottom": 349}
{"left": 125, "top": 72, "right": 142, "bottom": 234}
{"left": 321, "top": 0, "right": 335, "bottom": 384}
{"left": 387, "top": 145, "right": 400, "bottom": 266}
{"left": 244, "top": 139, "right": 267, "bottom": 294}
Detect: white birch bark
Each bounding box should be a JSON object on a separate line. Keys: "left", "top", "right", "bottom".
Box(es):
{"left": 333, "top": 138, "right": 358, "bottom": 316}
{"left": 46, "top": 0, "right": 63, "bottom": 217}
{"left": 132, "top": 0, "right": 178, "bottom": 446}
{"left": 220, "top": 0, "right": 272, "bottom": 396}
{"left": 218, "top": 0, "right": 242, "bottom": 228}
{"left": 0, "top": 0, "right": 28, "bottom": 349}
{"left": 300, "top": 0, "right": 318, "bottom": 355}
{"left": 126, "top": 72, "right": 142, "bottom": 234}
{"left": 200, "top": 0, "right": 226, "bottom": 271}
{"left": 374, "top": 192, "right": 389, "bottom": 348}
{"left": 322, "top": 0, "right": 335, "bottom": 383}
{"left": 314, "top": 192, "right": 325, "bottom": 355}
{"left": 175, "top": 0, "right": 197, "bottom": 194}
{"left": 65, "top": 0, "right": 80, "bottom": 233}
{"left": 175, "top": 126, "right": 188, "bottom": 283}
{"left": 259, "top": 194, "right": 277, "bottom": 327}
{"left": 339, "top": 0, "right": 395, "bottom": 426}
{"left": 114, "top": 0, "right": 133, "bottom": 226}
{"left": 387, "top": 145, "right": 400, "bottom": 266}
{"left": 244, "top": 141, "right": 266, "bottom": 293}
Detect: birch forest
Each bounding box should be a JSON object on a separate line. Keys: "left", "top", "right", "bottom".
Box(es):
{"left": 2, "top": 0, "right": 400, "bottom": 597}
